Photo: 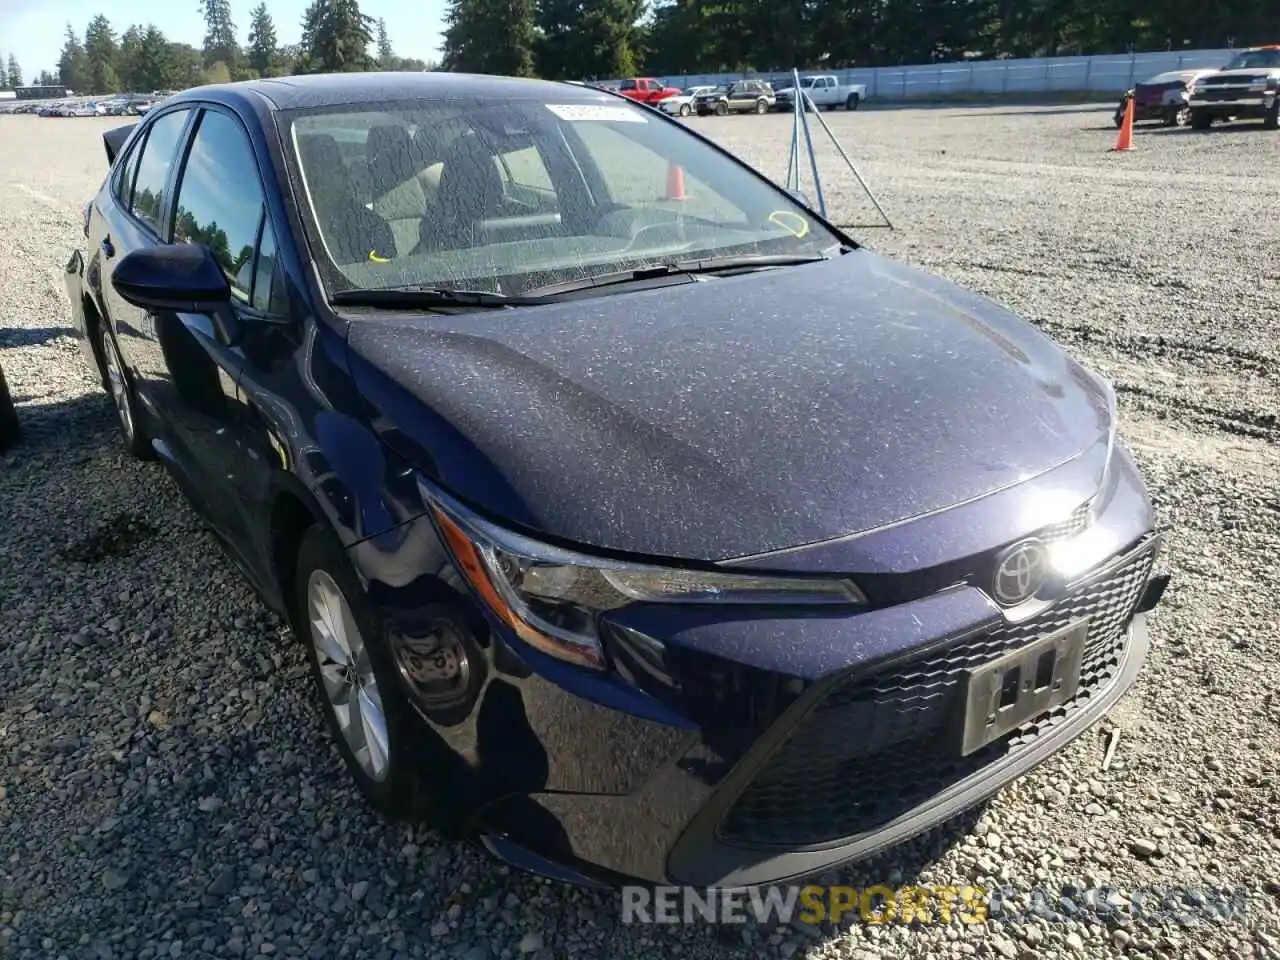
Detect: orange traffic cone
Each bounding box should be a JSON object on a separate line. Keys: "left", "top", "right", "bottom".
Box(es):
{"left": 665, "top": 163, "right": 687, "bottom": 201}
{"left": 1111, "top": 97, "right": 1135, "bottom": 152}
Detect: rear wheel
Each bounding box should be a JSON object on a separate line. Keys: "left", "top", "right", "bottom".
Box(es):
{"left": 846, "top": 93, "right": 861, "bottom": 110}
{"left": 1190, "top": 108, "right": 1213, "bottom": 130}
{"left": 296, "top": 524, "right": 439, "bottom": 822}
{"left": 97, "top": 323, "right": 153, "bottom": 460}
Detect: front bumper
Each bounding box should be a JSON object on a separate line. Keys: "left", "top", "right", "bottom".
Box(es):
{"left": 478, "top": 532, "right": 1162, "bottom": 887}
{"left": 1191, "top": 93, "right": 1274, "bottom": 118}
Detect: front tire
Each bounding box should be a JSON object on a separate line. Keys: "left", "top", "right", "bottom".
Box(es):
{"left": 755, "top": 98, "right": 769, "bottom": 114}
{"left": 679, "top": 102, "right": 691, "bottom": 117}
{"left": 715, "top": 100, "right": 729, "bottom": 116}
{"left": 1164, "top": 105, "right": 1191, "bottom": 127}
{"left": 296, "top": 524, "right": 438, "bottom": 823}
{"left": 1190, "top": 108, "right": 1213, "bottom": 130}
{"left": 97, "top": 323, "right": 153, "bottom": 460}
{"left": 1264, "top": 98, "right": 1279, "bottom": 130}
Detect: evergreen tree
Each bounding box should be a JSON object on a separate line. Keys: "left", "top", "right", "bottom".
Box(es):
{"left": 137, "top": 26, "right": 178, "bottom": 89}
{"left": 301, "top": 0, "right": 376, "bottom": 73}
{"left": 376, "top": 18, "right": 395, "bottom": 67}
{"left": 84, "top": 15, "right": 122, "bottom": 94}
{"left": 198, "top": 0, "right": 240, "bottom": 68}
{"left": 443, "top": 0, "right": 537, "bottom": 76}
{"left": 6, "top": 55, "right": 20, "bottom": 89}
{"left": 247, "top": 4, "right": 280, "bottom": 76}
{"left": 119, "top": 26, "right": 145, "bottom": 90}
{"left": 58, "top": 25, "right": 92, "bottom": 92}
{"left": 537, "top": 0, "right": 644, "bottom": 79}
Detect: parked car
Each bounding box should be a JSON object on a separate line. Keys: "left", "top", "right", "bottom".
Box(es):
{"left": 695, "top": 79, "right": 776, "bottom": 115}
{"left": 1114, "top": 69, "right": 1219, "bottom": 127}
{"left": 655, "top": 85, "right": 716, "bottom": 117}
{"left": 616, "top": 77, "right": 682, "bottom": 106}
{"left": 773, "top": 74, "right": 867, "bottom": 112}
{"left": 65, "top": 71, "right": 1166, "bottom": 890}
{"left": 1189, "top": 45, "right": 1280, "bottom": 129}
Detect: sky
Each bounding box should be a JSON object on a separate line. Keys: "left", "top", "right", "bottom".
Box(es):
{"left": 0, "top": 0, "right": 447, "bottom": 78}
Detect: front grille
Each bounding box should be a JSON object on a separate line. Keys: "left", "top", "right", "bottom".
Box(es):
{"left": 718, "top": 538, "right": 1156, "bottom": 849}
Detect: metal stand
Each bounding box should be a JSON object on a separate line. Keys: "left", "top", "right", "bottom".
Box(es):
{"left": 783, "top": 68, "right": 894, "bottom": 231}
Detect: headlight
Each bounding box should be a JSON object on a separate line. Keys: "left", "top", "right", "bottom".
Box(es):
{"left": 423, "top": 483, "right": 865, "bottom": 670}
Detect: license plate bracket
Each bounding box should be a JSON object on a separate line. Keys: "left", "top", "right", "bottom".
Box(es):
{"left": 957, "top": 619, "right": 1089, "bottom": 756}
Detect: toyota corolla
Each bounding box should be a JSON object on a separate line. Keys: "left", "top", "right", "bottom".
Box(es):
{"left": 64, "top": 72, "right": 1167, "bottom": 888}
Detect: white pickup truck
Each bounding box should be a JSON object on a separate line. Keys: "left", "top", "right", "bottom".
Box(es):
{"left": 773, "top": 74, "right": 867, "bottom": 112}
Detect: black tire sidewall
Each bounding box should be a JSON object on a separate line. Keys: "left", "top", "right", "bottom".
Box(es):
{"left": 98, "top": 323, "right": 154, "bottom": 460}
{"left": 294, "top": 523, "right": 436, "bottom": 823}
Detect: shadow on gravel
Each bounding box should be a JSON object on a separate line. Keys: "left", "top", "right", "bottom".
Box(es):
{"left": 0, "top": 390, "right": 114, "bottom": 449}
{"left": 0, "top": 326, "right": 79, "bottom": 349}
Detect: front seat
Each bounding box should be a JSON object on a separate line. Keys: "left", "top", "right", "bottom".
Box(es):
{"left": 415, "top": 132, "right": 505, "bottom": 254}
{"left": 366, "top": 125, "right": 430, "bottom": 256}
{"left": 296, "top": 134, "right": 396, "bottom": 265}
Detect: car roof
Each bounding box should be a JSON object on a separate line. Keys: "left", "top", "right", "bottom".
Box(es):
{"left": 167, "top": 71, "right": 615, "bottom": 112}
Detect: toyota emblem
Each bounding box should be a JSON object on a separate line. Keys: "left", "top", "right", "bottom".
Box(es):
{"left": 992, "top": 540, "right": 1049, "bottom": 606}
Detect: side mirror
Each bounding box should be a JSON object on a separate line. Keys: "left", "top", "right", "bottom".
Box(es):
{"left": 111, "top": 242, "right": 240, "bottom": 346}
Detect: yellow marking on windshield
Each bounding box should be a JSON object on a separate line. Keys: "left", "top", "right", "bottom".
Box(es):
{"left": 369, "top": 250, "right": 390, "bottom": 263}
{"left": 768, "top": 210, "right": 810, "bottom": 238}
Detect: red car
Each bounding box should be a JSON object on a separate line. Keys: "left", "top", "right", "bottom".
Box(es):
{"left": 1114, "top": 69, "right": 1219, "bottom": 127}
{"left": 616, "top": 77, "right": 682, "bottom": 105}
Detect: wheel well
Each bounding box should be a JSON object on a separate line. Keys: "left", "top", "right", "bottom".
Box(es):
{"left": 271, "top": 491, "right": 319, "bottom": 631}
{"left": 82, "top": 295, "right": 109, "bottom": 390}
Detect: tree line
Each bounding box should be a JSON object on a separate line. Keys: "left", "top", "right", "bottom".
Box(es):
{"left": 40, "top": 0, "right": 433, "bottom": 96}
{"left": 443, "top": 0, "right": 1280, "bottom": 82}
{"left": 15, "top": 0, "right": 1279, "bottom": 98}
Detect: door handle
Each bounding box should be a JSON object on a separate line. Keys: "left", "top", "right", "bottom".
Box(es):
{"left": 101, "top": 236, "right": 115, "bottom": 258}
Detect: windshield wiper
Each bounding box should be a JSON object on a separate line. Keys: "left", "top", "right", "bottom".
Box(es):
{"left": 331, "top": 288, "right": 561, "bottom": 309}
{"left": 523, "top": 253, "right": 836, "bottom": 298}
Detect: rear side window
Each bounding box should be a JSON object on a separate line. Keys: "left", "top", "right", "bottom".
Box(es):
{"left": 114, "top": 138, "right": 142, "bottom": 206}
{"left": 130, "top": 110, "right": 191, "bottom": 233}
{"left": 171, "top": 110, "right": 267, "bottom": 304}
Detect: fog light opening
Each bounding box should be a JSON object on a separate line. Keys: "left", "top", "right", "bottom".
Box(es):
{"left": 392, "top": 619, "right": 474, "bottom": 710}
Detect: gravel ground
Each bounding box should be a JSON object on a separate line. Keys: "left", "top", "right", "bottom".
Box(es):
{"left": 1, "top": 106, "right": 1278, "bottom": 960}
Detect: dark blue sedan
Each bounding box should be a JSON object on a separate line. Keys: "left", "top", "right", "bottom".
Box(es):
{"left": 64, "top": 72, "right": 1167, "bottom": 888}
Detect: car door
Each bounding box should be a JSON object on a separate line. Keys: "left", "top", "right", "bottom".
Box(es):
{"left": 97, "top": 106, "right": 196, "bottom": 431}
{"left": 152, "top": 104, "right": 295, "bottom": 574}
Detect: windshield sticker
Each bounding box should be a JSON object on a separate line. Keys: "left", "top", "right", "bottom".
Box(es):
{"left": 768, "top": 210, "right": 810, "bottom": 238}
{"left": 546, "top": 104, "right": 647, "bottom": 123}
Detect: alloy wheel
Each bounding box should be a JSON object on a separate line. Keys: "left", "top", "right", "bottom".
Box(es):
{"left": 307, "top": 568, "right": 391, "bottom": 781}
{"left": 102, "top": 332, "right": 135, "bottom": 444}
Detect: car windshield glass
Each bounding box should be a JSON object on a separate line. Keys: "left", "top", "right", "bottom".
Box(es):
{"left": 283, "top": 97, "right": 842, "bottom": 299}
{"left": 1227, "top": 49, "right": 1280, "bottom": 69}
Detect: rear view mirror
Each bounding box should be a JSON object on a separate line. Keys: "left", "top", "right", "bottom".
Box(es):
{"left": 112, "top": 242, "right": 230, "bottom": 312}
{"left": 112, "top": 243, "right": 240, "bottom": 346}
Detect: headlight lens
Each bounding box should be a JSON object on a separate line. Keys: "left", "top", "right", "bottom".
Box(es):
{"left": 424, "top": 484, "right": 865, "bottom": 670}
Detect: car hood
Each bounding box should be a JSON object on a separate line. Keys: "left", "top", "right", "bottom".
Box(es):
{"left": 1204, "top": 68, "right": 1279, "bottom": 80}
{"left": 346, "top": 251, "right": 1112, "bottom": 562}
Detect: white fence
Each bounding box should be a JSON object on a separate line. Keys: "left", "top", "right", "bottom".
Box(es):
{"left": 643, "top": 48, "right": 1241, "bottom": 100}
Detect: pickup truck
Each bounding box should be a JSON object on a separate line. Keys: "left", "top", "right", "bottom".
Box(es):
{"left": 616, "top": 77, "right": 683, "bottom": 106}
{"left": 1188, "top": 45, "right": 1280, "bottom": 129}
{"left": 773, "top": 74, "right": 868, "bottom": 112}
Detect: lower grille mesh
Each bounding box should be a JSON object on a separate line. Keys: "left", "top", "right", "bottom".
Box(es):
{"left": 718, "top": 541, "right": 1156, "bottom": 849}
